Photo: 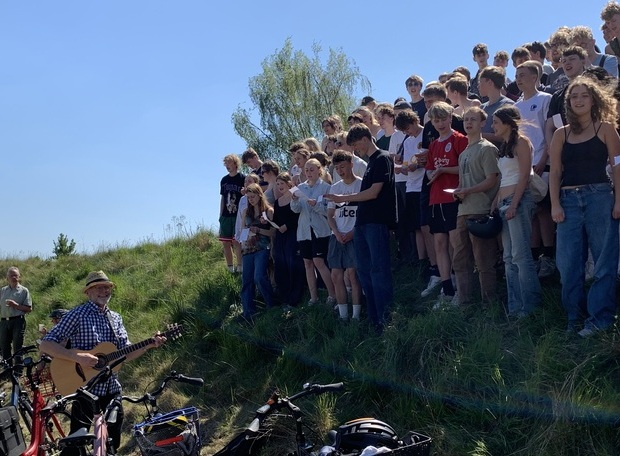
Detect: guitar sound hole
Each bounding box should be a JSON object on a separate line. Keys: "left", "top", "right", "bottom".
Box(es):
{"left": 95, "top": 356, "right": 107, "bottom": 370}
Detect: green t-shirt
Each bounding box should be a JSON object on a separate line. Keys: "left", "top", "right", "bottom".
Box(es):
{"left": 457, "top": 138, "right": 500, "bottom": 216}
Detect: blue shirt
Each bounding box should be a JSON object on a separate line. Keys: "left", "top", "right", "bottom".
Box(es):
{"left": 43, "top": 301, "right": 130, "bottom": 395}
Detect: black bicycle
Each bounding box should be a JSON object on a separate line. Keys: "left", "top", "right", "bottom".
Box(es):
{"left": 123, "top": 371, "right": 204, "bottom": 456}
{"left": 213, "top": 382, "right": 432, "bottom": 456}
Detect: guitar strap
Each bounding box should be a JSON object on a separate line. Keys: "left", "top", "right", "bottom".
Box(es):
{"left": 104, "top": 308, "right": 120, "bottom": 346}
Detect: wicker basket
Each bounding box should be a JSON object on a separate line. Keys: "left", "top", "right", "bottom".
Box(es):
{"left": 21, "top": 364, "right": 58, "bottom": 399}
{"left": 133, "top": 407, "right": 200, "bottom": 456}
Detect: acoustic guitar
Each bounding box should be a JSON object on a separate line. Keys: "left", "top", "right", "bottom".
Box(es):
{"left": 50, "top": 323, "right": 183, "bottom": 396}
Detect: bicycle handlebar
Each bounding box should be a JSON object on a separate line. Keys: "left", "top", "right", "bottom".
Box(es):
{"left": 121, "top": 371, "right": 204, "bottom": 404}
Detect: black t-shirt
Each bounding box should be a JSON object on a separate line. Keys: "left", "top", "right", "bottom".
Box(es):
{"left": 376, "top": 134, "right": 391, "bottom": 151}
{"left": 356, "top": 149, "right": 396, "bottom": 227}
{"left": 411, "top": 99, "right": 427, "bottom": 124}
{"left": 547, "top": 86, "right": 568, "bottom": 125}
{"left": 220, "top": 173, "right": 245, "bottom": 217}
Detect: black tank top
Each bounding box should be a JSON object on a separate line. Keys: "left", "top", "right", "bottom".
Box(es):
{"left": 561, "top": 124, "right": 609, "bottom": 187}
{"left": 273, "top": 199, "right": 299, "bottom": 233}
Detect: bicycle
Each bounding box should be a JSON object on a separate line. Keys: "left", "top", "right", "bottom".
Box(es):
{"left": 122, "top": 371, "right": 204, "bottom": 456}
{"left": 0, "top": 345, "right": 71, "bottom": 456}
{"left": 50, "top": 356, "right": 128, "bottom": 456}
{"left": 212, "top": 382, "right": 432, "bottom": 456}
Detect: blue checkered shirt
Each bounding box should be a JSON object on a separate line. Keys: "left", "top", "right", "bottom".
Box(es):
{"left": 43, "top": 301, "right": 130, "bottom": 396}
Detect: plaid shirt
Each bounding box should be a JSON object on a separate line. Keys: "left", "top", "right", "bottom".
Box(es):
{"left": 43, "top": 301, "right": 130, "bottom": 396}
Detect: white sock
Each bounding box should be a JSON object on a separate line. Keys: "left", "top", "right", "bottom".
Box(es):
{"left": 352, "top": 304, "right": 361, "bottom": 319}
{"left": 337, "top": 304, "right": 348, "bottom": 319}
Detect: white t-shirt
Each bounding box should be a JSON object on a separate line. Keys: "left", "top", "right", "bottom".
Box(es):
{"left": 328, "top": 177, "right": 362, "bottom": 233}
{"left": 389, "top": 130, "right": 408, "bottom": 183}
{"left": 515, "top": 91, "right": 551, "bottom": 165}
{"left": 403, "top": 132, "right": 425, "bottom": 193}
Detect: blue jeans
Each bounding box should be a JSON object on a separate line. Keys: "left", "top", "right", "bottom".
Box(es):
{"left": 556, "top": 183, "right": 619, "bottom": 331}
{"left": 241, "top": 249, "right": 274, "bottom": 319}
{"left": 354, "top": 223, "right": 393, "bottom": 327}
{"left": 500, "top": 191, "right": 540, "bottom": 315}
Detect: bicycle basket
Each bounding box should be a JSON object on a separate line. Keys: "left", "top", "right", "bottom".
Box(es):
{"left": 20, "top": 363, "right": 58, "bottom": 400}
{"left": 382, "top": 431, "right": 432, "bottom": 456}
{"left": 134, "top": 407, "right": 200, "bottom": 456}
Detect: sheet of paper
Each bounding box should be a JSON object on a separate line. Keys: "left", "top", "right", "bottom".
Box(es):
{"left": 262, "top": 211, "right": 280, "bottom": 229}
{"left": 289, "top": 186, "right": 309, "bottom": 201}
{"left": 552, "top": 113, "right": 564, "bottom": 129}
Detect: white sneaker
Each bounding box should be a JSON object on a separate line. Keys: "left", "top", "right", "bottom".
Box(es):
{"left": 432, "top": 292, "right": 459, "bottom": 310}
{"left": 421, "top": 276, "right": 442, "bottom": 297}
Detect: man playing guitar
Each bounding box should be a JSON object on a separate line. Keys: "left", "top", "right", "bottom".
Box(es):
{"left": 40, "top": 271, "right": 167, "bottom": 456}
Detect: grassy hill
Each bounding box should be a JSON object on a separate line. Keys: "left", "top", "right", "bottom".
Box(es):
{"left": 6, "top": 229, "right": 620, "bottom": 455}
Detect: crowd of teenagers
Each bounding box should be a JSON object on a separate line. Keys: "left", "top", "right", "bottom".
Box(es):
{"left": 219, "top": 2, "right": 620, "bottom": 336}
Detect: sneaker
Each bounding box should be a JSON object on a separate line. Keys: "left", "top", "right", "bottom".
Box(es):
{"left": 538, "top": 255, "right": 555, "bottom": 278}
{"left": 432, "top": 292, "right": 458, "bottom": 310}
{"left": 227, "top": 265, "right": 235, "bottom": 273}
{"left": 421, "top": 275, "right": 442, "bottom": 297}
{"left": 307, "top": 299, "right": 319, "bottom": 306}
{"left": 326, "top": 296, "right": 337, "bottom": 308}
{"left": 578, "top": 327, "right": 599, "bottom": 338}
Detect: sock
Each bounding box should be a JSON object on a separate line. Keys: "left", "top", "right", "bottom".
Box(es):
{"left": 428, "top": 265, "right": 439, "bottom": 277}
{"left": 337, "top": 304, "right": 348, "bottom": 319}
{"left": 352, "top": 304, "right": 361, "bottom": 320}
{"left": 441, "top": 279, "right": 455, "bottom": 296}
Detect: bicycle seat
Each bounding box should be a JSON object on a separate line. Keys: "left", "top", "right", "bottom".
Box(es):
{"left": 58, "top": 427, "right": 96, "bottom": 448}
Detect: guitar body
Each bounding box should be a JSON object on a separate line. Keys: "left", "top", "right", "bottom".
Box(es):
{"left": 50, "top": 323, "right": 183, "bottom": 396}
{"left": 51, "top": 342, "right": 122, "bottom": 396}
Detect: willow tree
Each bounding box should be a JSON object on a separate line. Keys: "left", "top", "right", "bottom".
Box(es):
{"left": 232, "top": 38, "right": 371, "bottom": 163}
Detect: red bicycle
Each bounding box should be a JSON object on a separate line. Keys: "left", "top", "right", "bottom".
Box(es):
{"left": 0, "top": 345, "right": 71, "bottom": 456}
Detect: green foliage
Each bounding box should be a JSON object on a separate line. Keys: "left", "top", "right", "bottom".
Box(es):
{"left": 232, "top": 38, "right": 371, "bottom": 163}
{"left": 52, "top": 233, "right": 76, "bottom": 258}
{"left": 5, "top": 232, "right": 620, "bottom": 456}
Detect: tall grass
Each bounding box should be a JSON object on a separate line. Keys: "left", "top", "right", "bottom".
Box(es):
{"left": 3, "top": 229, "right": 620, "bottom": 455}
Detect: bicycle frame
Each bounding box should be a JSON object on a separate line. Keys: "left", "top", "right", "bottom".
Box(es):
{"left": 22, "top": 356, "right": 69, "bottom": 456}
{"left": 213, "top": 382, "right": 344, "bottom": 456}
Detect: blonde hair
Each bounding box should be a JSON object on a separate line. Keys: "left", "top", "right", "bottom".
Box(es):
{"left": 428, "top": 101, "right": 454, "bottom": 120}
{"left": 223, "top": 154, "right": 241, "bottom": 168}
{"left": 303, "top": 137, "right": 322, "bottom": 152}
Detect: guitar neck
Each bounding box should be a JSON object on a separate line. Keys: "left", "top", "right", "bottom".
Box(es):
{"left": 104, "top": 337, "right": 155, "bottom": 363}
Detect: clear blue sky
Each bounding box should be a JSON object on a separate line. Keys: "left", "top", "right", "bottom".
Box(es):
{"left": 1, "top": 1, "right": 605, "bottom": 258}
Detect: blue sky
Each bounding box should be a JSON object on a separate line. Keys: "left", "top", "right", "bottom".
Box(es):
{"left": 1, "top": 1, "right": 605, "bottom": 257}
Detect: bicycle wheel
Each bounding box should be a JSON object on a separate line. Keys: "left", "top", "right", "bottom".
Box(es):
{"left": 43, "top": 410, "right": 72, "bottom": 456}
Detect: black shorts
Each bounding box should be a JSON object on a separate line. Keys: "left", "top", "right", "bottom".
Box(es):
{"left": 298, "top": 233, "right": 330, "bottom": 260}
{"left": 428, "top": 202, "right": 459, "bottom": 234}
{"left": 419, "top": 174, "right": 431, "bottom": 226}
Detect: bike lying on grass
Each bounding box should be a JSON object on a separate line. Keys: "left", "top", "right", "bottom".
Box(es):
{"left": 123, "top": 371, "right": 204, "bottom": 456}
{"left": 213, "top": 382, "right": 432, "bottom": 456}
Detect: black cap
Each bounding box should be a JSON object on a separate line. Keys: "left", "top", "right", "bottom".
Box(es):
{"left": 49, "top": 309, "right": 68, "bottom": 319}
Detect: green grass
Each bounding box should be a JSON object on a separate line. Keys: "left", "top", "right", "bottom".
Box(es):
{"left": 5, "top": 229, "right": 620, "bottom": 455}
